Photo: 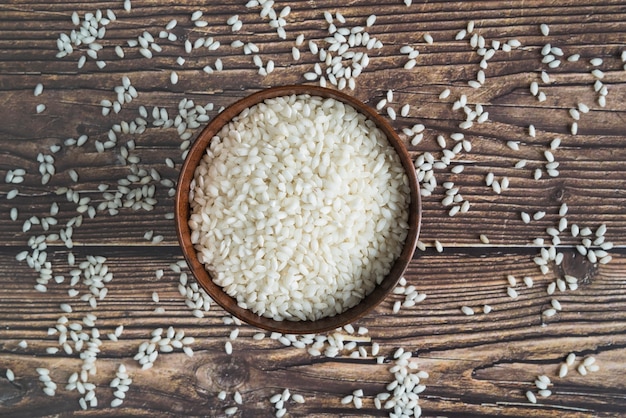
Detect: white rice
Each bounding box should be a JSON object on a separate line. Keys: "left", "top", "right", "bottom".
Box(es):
{"left": 507, "top": 275, "right": 516, "bottom": 286}
{"left": 583, "top": 356, "right": 596, "bottom": 367}
{"left": 461, "top": 306, "right": 474, "bottom": 315}
{"left": 189, "top": 94, "right": 410, "bottom": 321}
{"left": 538, "top": 389, "right": 552, "bottom": 398}
{"left": 523, "top": 276, "right": 534, "bottom": 288}
{"left": 292, "top": 47, "right": 300, "bottom": 61}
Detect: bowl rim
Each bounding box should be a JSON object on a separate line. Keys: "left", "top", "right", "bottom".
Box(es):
{"left": 175, "top": 84, "right": 421, "bottom": 334}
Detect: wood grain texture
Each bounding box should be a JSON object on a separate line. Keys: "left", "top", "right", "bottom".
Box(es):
{"left": 1, "top": 0, "right": 625, "bottom": 417}
{"left": 1, "top": 248, "right": 626, "bottom": 417}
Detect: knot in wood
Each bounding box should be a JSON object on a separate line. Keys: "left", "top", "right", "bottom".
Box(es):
{"left": 0, "top": 379, "right": 24, "bottom": 406}
{"left": 195, "top": 356, "right": 248, "bottom": 392}
{"left": 214, "top": 356, "right": 248, "bottom": 389}
{"left": 559, "top": 250, "right": 596, "bottom": 284}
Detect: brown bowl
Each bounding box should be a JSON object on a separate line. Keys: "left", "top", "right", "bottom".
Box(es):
{"left": 175, "top": 85, "right": 421, "bottom": 334}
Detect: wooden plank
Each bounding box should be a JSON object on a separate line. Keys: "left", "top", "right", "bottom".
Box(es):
{"left": 3, "top": 137, "right": 625, "bottom": 246}
{"left": 0, "top": 247, "right": 626, "bottom": 416}
{"left": 3, "top": 246, "right": 625, "bottom": 336}
{"left": 1, "top": 247, "right": 625, "bottom": 416}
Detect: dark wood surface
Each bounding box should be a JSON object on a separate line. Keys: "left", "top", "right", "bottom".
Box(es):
{"left": 1, "top": 1, "right": 625, "bottom": 417}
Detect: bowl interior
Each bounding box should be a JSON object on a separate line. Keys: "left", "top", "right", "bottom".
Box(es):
{"left": 175, "top": 85, "right": 421, "bottom": 334}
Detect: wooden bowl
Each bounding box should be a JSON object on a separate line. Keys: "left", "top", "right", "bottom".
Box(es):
{"left": 175, "top": 85, "right": 421, "bottom": 334}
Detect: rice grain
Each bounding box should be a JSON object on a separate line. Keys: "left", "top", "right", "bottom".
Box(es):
{"left": 461, "top": 306, "right": 474, "bottom": 315}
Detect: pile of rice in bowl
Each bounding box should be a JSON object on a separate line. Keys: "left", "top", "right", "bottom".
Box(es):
{"left": 188, "top": 94, "right": 410, "bottom": 321}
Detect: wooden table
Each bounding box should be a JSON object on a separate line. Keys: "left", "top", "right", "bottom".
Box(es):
{"left": 1, "top": 1, "right": 625, "bottom": 417}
